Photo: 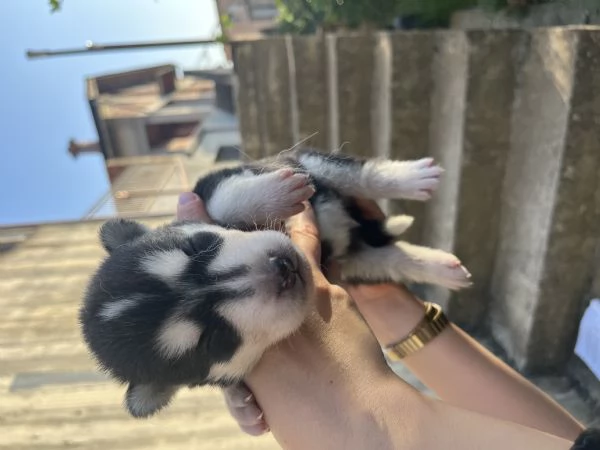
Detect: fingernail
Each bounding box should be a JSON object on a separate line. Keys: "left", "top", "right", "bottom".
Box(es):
{"left": 256, "top": 412, "right": 264, "bottom": 421}
{"left": 244, "top": 394, "right": 254, "bottom": 403}
{"left": 179, "top": 192, "right": 198, "bottom": 205}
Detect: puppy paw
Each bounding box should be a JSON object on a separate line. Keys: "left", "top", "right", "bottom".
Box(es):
{"left": 222, "top": 383, "right": 269, "bottom": 436}
{"left": 255, "top": 169, "right": 315, "bottom": 221}
{"left": 364, "top": 157, "right": 443, "bottom": 201}
{"left": 395, "top": 158, "right": 444, "bottom": 201}
{"left": 420, "top": 257, "right": 472, "bottom": 291}
{"left": 396, "top": 244, "right": 472, "bottom": 290}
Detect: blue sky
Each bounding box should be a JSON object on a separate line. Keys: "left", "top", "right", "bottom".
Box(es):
{"left": 0, "top": 0, "right": 224, "bottom": 226}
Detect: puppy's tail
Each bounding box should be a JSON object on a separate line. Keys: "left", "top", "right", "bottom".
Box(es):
{"left": 384, "top": 215, "right": 414, "bottom": 237}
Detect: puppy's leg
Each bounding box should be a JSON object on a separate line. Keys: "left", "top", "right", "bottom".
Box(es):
{"left": 340, "top": 242, "right": 472, "bottom": 291}
{"left": 200, "top": 169, "right": 314, "bottom": 228}
{"left": 299, "top": 151, "right": 442, "bottom": 201}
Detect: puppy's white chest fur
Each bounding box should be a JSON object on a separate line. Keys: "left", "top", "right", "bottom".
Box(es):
{"left": 207, "top": 341, "right": 264, "bottom": 382}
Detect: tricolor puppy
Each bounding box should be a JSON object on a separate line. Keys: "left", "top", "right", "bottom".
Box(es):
{"left": 80, "top": 148, "right": 471, "bottom": 418}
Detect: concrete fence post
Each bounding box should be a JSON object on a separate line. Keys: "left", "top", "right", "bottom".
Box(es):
{"left": 490, "top": 28, "right": 600, "bottom": 372}
{"left": 232, "top": 42, "right": 262, "bottom": 160}
{"left": 292, "top": 36, "right": 330, "bottom": 151}
{"left": 423, "top": 30, "right": 525, "bottom": 330}
{"left": 336, "top": 33, "right": 377, "bottom": 158}
{"left": 387, "top": 31, "right": 437, "bottom": 244}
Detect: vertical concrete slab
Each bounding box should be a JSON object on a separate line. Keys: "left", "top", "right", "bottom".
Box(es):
{"left": 387, "top": 31, "right": 437, "bottom": 244}
{"left": 336, "top": 33, "right": 376, "bottom": 158}
{"left": 232, "top": 42, "right": 261, "bottom": 160}
{"left": 255, "top": 38, "right": 295, "bottom": 157}
{"left": 422, "top": 30, "right": 525, "bottom": 325}
{"left": 525, "top": 28, "right": 600, "bottom": 371}
{"left": 371, "top": 32, "right": 392, "bottom": 160}
{"left": 450, "top": 30, "right": 526, "bottom": 328}
{"left": 423, "top": 30, "right": 525, "bottom": 329}
{"left": 292, "top": 36, "right": 329, "bottom": 151}
{"left": 370, "top": 32, "right": 392, "bottom": 216}
{"left": 490, "top": 28, "right": 600, "bottom": 372}
{"left": 490, "top": 28, "right": 577, "bottom": 369}
{"left": 389, "top": 31, "right": 436, "bottom": 159}
{"left": 422, "top": 30, "right": 468, "bottom": 309}
{"left": 326, "top": 34, "right": 340, "bottom": 153}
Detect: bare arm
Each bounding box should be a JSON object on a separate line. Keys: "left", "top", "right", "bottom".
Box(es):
{"left": 245, "top": 204, "right": 572, "bottom": 450}
{"left": 248, "top": 347, "right": 573, "bottom": 450}
{"left": 178, "top": 193, "right": 578, "bottom": 449}
{"left": 349, "top": 283, "right": 585, "bottom": 441}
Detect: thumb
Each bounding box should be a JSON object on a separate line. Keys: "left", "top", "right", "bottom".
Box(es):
{"left": 285, "top": 202, "right": 321, "bottom": 268}
{"left": 176, "top": 193, "right": 213, "bottom": 223}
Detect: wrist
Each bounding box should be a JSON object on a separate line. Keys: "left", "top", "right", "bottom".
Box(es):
{"left": 350, "top": 284, "right": 426, "bottom": 346}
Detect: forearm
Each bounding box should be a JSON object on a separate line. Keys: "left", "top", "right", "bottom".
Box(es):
{"left": 249, "top": 364, "right": 572, "bottom": 450}
{"left": 417, "top": 395, "right": 573, "bottom": 450}
{"left": 405, "top": 324, "right": 583, "bottom": 440}
{"left": 246, "top": 370, "right": 422, "bottom": 450}
{"left": 244, "top": 322, "right": 419, "bottom": 449}
{"left": 351, "top": 285, "right": 584, "bottom": 441}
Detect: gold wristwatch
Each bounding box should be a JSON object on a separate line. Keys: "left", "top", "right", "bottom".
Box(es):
{"left": 384, "top": 302, "right": 449, "bottom": 361}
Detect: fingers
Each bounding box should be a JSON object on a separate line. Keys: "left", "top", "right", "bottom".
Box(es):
{"left": 176, "top": 192, "right": 213, "bottom": 223}
{"left": 285, "top": 201, "right": 321, "bottom": 267}
{"left": 222, "top": 384, "right": 269, "bottom": 436}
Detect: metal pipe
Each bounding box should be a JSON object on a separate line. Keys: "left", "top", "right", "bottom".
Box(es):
{"left": 26, "top": 38, "right": 227, "bottom": 59}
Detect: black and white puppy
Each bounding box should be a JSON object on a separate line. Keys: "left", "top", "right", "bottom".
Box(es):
{"left": 80, "top": 148, "right": 471, "bottom": 418}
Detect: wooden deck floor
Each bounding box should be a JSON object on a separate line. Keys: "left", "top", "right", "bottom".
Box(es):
{"left": 0, "top": 217, "right": 279, "bottom": 450}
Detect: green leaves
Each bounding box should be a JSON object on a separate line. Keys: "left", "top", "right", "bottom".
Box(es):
{"left": 49, "top": 0, "right": 62, "bottom": 13}
{"left": 273, "top": 0, "right": 559, "bottom": 33}
{"left": 220, "top": 13, "right": 233, "bottom": 30}
{"left": 273, "top": 0, "right": 479, "bottom": 32}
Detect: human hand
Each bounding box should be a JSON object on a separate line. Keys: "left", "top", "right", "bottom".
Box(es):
{"left": 221, "top": 200, "right": 352, "bottom": 437}
{"left": 243, "top": 202, "right": 397, "bottom": 447}
{"left": 176, "top": 192, "right": 350, "bottom": 436}
{"left": 176, "top": 192, "right": 409, "bottom": 438}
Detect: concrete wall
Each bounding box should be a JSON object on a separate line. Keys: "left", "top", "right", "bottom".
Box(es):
{"left": 232, "top": 27, "right": 600, "bottom": 376}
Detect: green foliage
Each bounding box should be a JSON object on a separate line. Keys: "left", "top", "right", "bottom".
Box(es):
{"left": 398, "top": 0, "right": 479, "bottom": 23}
{"left": 274, "top": 0, "right": 481, "bottom": 33}
{"left": 49, "top": 0, "right": 62, "bottom": 12}
{"left": 274, "top": 0, "right": 563, "bottom": 33}
{"left": 479, "top": 0, "right": 560, "bottom": 18}
{"left": 215, "top": 13, "right": 234, "bottom": 43}
{"left": 220, "top": 13, "right": 233, "bottom": 31}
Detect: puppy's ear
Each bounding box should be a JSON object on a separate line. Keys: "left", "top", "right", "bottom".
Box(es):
{"left": 99, "top": 219, "right": 148, "bottom": 253}
{"left": 124, "top": 383, "right": 178, "bottom": 418}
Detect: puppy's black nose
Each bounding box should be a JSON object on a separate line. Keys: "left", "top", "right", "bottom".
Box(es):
{"left": 269, "top": 256, "right": 297, "bottom": 291}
